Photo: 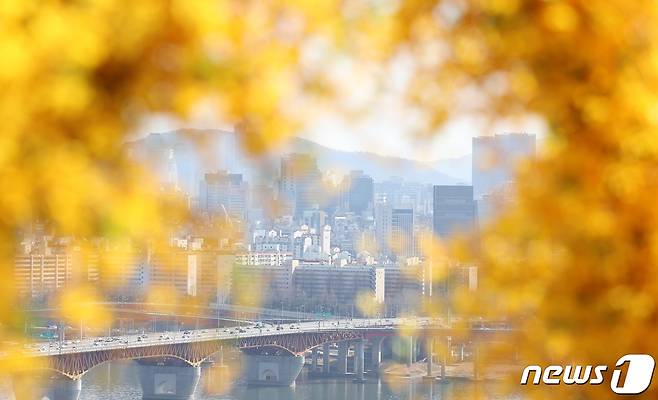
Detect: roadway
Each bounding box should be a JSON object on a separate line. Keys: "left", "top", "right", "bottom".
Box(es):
{"left": 21, "top": 318, "right": 433, "bottom": 358}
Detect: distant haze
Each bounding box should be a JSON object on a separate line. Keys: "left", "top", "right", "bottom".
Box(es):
{"left": 125, "top": 129, "right": 470, "bottom": 195}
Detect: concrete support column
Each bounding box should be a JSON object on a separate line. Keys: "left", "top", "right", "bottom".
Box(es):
{"left": 446, "top": 337, "right": 452, "bottom": 364}
{"left": 241, "top": 353, "right": 305, "bottom": 386}
{"left": 323, "top": 343, "right": 331, "bottom": 374}
{"left": 137, "top": 361, "right": 201, "bottom": 400}
{"left": 370, "top": 337, "right": 383, "bottom": 372}
{"left": 440, "top": 341, "right": 447, "bottom": 380}
{"left": 311, "top": 348, "right": 319, "bottom": 372}
{"left": 440, "top": 358, "right": 446, "bottom": 380}
{"left": 337, "top": 342, "right": 349, "bottom": 375}
{"left": 19, "top": 374, "right": 82, "bottom": 400}
{"left": 473, "top": 342, "right": 482, "bottom": 381}
{"left": 354, "top": 340, "right": 365, "bottom": 382}
{"left": 426, "top": 338, "right": 433, "bottom": 377}
{"left": 407, "top": 337, "right": 414, "bottom": 366}
{"left": 413, "top": 337, "right": 419, "bottom": 363}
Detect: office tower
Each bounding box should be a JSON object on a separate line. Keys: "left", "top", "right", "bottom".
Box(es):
{"left": 374, "top": 197, "right": 392, "bottom": 256}
{"left": 432, "top": 185, "right": 477, "bottom": 238}
{"left": 279, "top": 154, "right": 322, "bottom": 217}
{"left": 391, "top": 208, "right": 415, "bottom": 258}
{"left": 472, "top": 133, "right": 536, "bottom": 199}
{"left": 346, "top": 170, "right": 374, "bottom": 216}
{"left": 198, "top": 171, "right": 248, "bottom": 221}
{"left": 321, "top": 225, "right": 332, "bottom": 255}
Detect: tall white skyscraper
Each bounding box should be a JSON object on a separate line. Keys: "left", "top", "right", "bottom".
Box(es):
{"left": 321, "top": 225, "right": 332, "bottom": 255}
{"left": 375, "top": 197, "right": 392, "bottom": 256}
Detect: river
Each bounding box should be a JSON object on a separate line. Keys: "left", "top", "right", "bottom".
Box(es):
{"left": 76, "top": 361, "right": 516, "bottom": 400}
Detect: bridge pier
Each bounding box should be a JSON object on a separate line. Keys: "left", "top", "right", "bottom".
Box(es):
{"left": 14, "top": 373, "right": 82, "bottom": 400}
{"left": 412, "top": 337, "right": 418, "bottom": 363}
{"left": 353, "top": 339, "right": 365, "bottom": 382}
{"left": 425, "top": 338, "right": 433, "bottom": 379}
{"left": 407, "top": 337, "right": 414, "bottom": 366}
{"left": 369, "top": 337, "right": 383, "bottom": 373}
{"left": 310, "top": 348, "right": 319, "bottom": 372}
{"left": 473, "top": 342, "right": 482, "bottom": 381}
{"left": 137, "top": 358, "right": 201, "bottom": 400}
{"left": 322, "top": 343, "right": 330, "bottom": 374}
{"left": 337, "top": 342, "right": 349, "bottom": 375}
{"left": 241, "top": 352, "right": 305, "bottom": 386}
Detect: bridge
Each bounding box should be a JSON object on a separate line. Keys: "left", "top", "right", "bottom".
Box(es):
{"left": 13, "top": 317, "right": 513, "bottom": 400}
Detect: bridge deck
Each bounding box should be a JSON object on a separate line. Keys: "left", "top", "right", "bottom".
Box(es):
{"left": 20, "top": 317, "right": 510, "bottom": 358}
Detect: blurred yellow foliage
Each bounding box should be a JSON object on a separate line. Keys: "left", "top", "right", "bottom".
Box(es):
{"left": 0, "top": 1, "right": 657, "bottom": 398}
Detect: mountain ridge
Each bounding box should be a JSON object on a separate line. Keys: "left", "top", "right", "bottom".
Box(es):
{"left": 125, "top": 129, "right": 472, "bottom": 193}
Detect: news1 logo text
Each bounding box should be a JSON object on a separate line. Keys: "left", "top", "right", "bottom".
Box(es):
{"left": 520, "top": 354, "right": 655, "bottom": 395}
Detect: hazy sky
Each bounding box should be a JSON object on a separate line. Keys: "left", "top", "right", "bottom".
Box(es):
{"left": 133, "top": 40, "right": 547, "bottom": 162}
{"left": 136, "top": 111, "right": 545, "bottom": 163}
{"left": 301, "top": 113, "right": 546, "bottom": 162}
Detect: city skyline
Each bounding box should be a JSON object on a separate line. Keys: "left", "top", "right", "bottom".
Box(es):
{"left": 15, "top": 132, "right": 532, "bottom": 308}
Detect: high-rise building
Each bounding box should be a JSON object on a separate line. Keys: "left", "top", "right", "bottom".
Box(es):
{"left": 374, "top": 197, "right": 392, "bottom": 256}
{"left": 279, "top": 154, "right": 322, "bottom": 217}
{"left": 321, "top": 225, "right": 332, "bottom": 255}
{"left": 432, "top": 185, "right": 477, "bottom": 238}
{"left": 199, "top": 171, "right": 248, "bottom": 221}
{"left": 391, "top": 209, "right": 415, "bottom": 258}
{"left": 346, "top": 170, "right": 374, "bottom": 216}
{"left": 472, "top": 133, "right": 536, "bottom": 199}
